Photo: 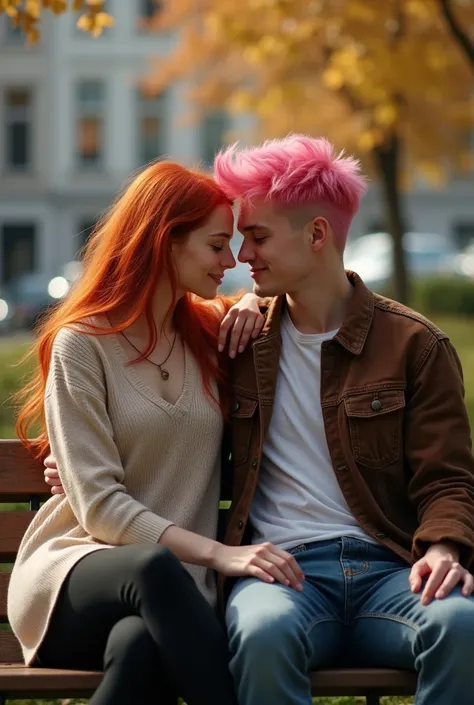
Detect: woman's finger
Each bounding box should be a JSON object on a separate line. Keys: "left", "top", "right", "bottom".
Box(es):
{"left": 217, "top": 309, "right": 237, "bottom": 353}
{"left": 233, "top": 316, "right": 258, "bottom": 356}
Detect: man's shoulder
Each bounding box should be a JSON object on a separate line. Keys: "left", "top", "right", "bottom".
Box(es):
{"left": 372, "top": 293, "right": 448, "bottom": 342}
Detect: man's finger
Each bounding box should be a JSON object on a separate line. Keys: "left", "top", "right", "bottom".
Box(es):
{"left": 462, "top": 572, "right": 474, "bottom": 597}
{"left": 44, "top": 468, "right": 59, "bottom": 480}
{"left": 409, "top": 560, "right": 428, "bottom": 593}
{"left": 217, "top": 310, "right": 237, "bottom": 352}
{"left": 421, "top": 563, "right": 451, "bottom": 605}
{"left": 434, "top": 565, "right": 463, "bottom": 599}
{"left": 44, "top": 455, "right": 56, "bottom": 469}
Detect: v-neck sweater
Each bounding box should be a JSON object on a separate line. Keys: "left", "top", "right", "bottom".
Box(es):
{"left": 8, "top": 323, "right": 223, "bottom": 666}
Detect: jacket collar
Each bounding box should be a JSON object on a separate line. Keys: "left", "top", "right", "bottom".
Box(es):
{"left": 258, "top": 271, "right": 375, "bottom": 355}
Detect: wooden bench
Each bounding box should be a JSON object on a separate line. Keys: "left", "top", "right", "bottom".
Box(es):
{"left": 0, "top": 439, "right": 417, "bottom": 704}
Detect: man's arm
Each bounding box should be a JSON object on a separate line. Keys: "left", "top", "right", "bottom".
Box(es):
{"left": 406, "top": 335, "right": 474, "bottom": 569}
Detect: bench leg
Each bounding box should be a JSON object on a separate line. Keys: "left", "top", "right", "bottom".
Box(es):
{"left": 366, "top": 695, "right": 381, "bottom": 705}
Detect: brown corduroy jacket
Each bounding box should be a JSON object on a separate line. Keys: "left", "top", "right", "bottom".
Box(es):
{"left": 218, "top": 272, "right": 474, "bottom": 605}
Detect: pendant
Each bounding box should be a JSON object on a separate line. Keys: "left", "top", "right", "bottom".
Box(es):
{"left": 160, "top": 367, "right": 170, "bottom": 381}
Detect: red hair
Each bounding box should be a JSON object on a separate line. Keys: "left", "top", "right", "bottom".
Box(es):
{"left": 16, "top": 161, "right": 236, "bottom": 459}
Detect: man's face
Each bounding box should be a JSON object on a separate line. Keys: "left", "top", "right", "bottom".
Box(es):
{"left": 237, "top": 199, "right": 317, "bottom": 297}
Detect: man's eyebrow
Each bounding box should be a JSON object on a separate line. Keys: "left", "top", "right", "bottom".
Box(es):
{"left": 239, "top": 224, "right": 269, "bottom": 233}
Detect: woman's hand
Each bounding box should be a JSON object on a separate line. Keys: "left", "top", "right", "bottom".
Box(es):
{"left": 44, "top": 454, "right": 64, "bottom": 495}
{"left": 218, "top": 293, "right": 264, "bottom": 357}
{"left": 210, "top": 542, "right": 305, "bottom": 590}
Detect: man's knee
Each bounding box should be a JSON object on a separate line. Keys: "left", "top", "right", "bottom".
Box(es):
{"left": 104, "top": 615, "right": 157, "bottom": 673}
{"left": 424, "top": 595, "right": 474, "bottom": 649}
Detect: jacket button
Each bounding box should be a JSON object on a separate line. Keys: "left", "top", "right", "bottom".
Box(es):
{"left": 371, "top": 399, "right": 382, "bottom": 411}
{"left": 251, "top": 459, "right": 258, "bottom": 468}
{"left": 237, "top": 520, "right": 244, "bottom": 530}
{"left": 375, "top": 532, "right": 386, "bottom": 540}
{"left": 232, "top": 401, "right": 240, "bottom": 412}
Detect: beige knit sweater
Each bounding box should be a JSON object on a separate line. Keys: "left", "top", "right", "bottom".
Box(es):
{"left": 8, "top": 322, "right": 223, "bottom": 666}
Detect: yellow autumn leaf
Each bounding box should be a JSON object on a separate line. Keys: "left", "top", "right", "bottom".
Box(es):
{"left": 95, "top": 11, "right": 114, "bottom": 28}
{"left": 322, "top": 67, "right": 344, "bottom": 90}
{"left": 374, "top": 103, "right": 398, "bottom": 127}
{"left": 73, "top": 0, "right": 83, "bottom": 10}
{"left": 50, "top": 0, "right": 67, "bottom": 14}
{"left": 76, "top": 12, "right": 92, "bottom": 30}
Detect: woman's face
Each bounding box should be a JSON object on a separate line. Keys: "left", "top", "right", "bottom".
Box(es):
{"left": 172, "top": 204, "right": 236, "bottom": 299}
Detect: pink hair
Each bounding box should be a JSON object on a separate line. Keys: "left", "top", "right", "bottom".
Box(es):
{"left": 214, "top": 134, "right": 368, "bottom": 248}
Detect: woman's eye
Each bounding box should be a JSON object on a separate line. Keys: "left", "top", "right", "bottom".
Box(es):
{"left": 212, "top": 245, "right": 224, "bottom": 252}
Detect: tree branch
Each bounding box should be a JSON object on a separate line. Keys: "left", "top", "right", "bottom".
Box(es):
{"left": 438, "top": 0, "right": 474, "bottom": 68}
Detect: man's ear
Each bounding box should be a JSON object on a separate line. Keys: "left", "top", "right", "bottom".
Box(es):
{"left": 304, "top": 217, "right": 329, "bottom": 249}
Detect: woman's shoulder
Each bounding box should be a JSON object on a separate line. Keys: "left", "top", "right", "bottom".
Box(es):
{"left": 52, "top": 319, "right": 105, "bottom": 360}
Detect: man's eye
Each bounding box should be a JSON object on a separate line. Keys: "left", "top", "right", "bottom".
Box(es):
{"left": 255, "top": 238, "right": 267, "bottom": 244}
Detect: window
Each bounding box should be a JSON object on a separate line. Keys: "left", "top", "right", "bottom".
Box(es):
{"left": 76, "top": 80, "right": 105, "bottom": 168}
{"left": 141, "top": 0, "right": 161, "bottom": 18}
{"left": 137, "top": 90, "right": 167, "bottom": 166}
{"left": 200, "top": 109, "right": 230, "bottom": 167}
{"left": 3, "top": 15, "right": 23, "bottom": 43}
{"left": 4, "top": 88, "right": 33, "bottom": 170}
{"left": 1, "top": 223, "right": 37, "bottom": 285}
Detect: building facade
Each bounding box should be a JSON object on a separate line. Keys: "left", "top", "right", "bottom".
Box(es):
{"left": 0, "top": 1, "right": 473, "bottom": 288}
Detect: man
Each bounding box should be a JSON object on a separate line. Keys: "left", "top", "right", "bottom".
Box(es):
{"left": 46, "top": 135, "right": 474, "bottom": 705}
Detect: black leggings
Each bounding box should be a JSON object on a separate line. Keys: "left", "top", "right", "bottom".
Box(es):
{"left": 36, "top": 544, "right": 237, "bottom": 705}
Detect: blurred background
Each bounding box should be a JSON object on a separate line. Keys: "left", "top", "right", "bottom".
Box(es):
{"left": 0, "top": 0, "right": 473, "bottom": 336}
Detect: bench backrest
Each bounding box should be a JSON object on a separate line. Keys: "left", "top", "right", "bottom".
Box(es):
{"left": 0, "top": 439, "right": 49, "bottom": 663}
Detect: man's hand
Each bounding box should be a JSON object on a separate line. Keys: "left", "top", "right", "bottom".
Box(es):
{"left": 44, "top": 454, "right": 64, "bottom": 495}
{"left": 218, "top": 293, "right": 264, "bottom": 358}
{"left": 409, "top": 541, "right": 474, "bottom": 605}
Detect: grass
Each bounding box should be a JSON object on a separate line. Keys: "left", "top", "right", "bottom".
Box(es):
{"left": 1, "top": 315, "right": 473, "bottom": 705}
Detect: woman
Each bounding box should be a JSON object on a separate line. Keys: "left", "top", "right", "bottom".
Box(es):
{"left": 8, "top": 161, "right": 274, "bottom": 705}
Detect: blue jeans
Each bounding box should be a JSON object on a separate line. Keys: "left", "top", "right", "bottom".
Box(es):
{"left": 226, "top": 537, "right": 474, "bottom": 705}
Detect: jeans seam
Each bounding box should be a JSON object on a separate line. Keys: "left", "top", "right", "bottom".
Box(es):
{"left": 354, "top": 611, "right": 421, "bottom": 633}
{"left": 305, "top": 615, "right": 343, "bottom": 639}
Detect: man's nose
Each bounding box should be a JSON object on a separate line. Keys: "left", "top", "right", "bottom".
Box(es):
{"left": 238, "top": 241, "right": 254, "bottom": 263}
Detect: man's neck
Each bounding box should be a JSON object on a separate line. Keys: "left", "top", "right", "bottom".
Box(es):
{"left": 285, "top": 269, "right": 352, "bottom": 335}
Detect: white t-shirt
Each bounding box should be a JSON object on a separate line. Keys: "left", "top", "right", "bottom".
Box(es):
{"left": 250, "top": 309, "right": 374, "bottom": 549}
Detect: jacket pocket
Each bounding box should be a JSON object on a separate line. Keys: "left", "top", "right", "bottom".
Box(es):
{"left": 344, "top": 388, "right": 405, "bottom": 469}
{"left": 230, "top": 393, "right": 258, "bottom": 465}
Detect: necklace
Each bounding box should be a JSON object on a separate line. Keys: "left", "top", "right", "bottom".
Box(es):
{"left": 120, "top": 330, "right": 177, "bottom": 381}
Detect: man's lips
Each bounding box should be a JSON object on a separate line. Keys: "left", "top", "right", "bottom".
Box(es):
{"left": 250, "top": 268, "right": 266, "bottom": 279}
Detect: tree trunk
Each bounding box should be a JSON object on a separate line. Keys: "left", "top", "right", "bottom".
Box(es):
{"left": 372, "top": 134, "right": 409, "bottom": 305}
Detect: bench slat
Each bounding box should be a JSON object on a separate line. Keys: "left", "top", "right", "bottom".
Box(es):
{"left": 0, "top": 664, "right": 102, "bottom": 697}
{"left": 309, "top": 667, "right": 417, "bottom": 696}
{"left": 0, "top": 664, "right": 416, "bottom": 698}
{"left": 0, "top": 631, "right": 23, "bottom": 664}
{"left": 0, "top": 439, "right": 50, "bottom": 503}
{"left": 0, "top": 573, "right": 9, "bottom": 622}
{"left": 0, "top": 511, "right": 36, "bottom": 562}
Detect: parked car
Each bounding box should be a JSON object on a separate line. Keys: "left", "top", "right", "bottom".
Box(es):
{"left": 8, "top": 272, "right": 57, "bottom": 330}
{"left": 344, "top": 231, "right": 460, "bottom": 292}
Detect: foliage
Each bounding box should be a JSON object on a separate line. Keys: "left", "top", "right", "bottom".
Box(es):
{"left": 0, "top": 0, "right": 113, "bottom": 43}
{"left": 413, "top": 276, "right": 474, "bottom": 317}
{"left": 146, "top": 0, "right": 474, "bottom": 181}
